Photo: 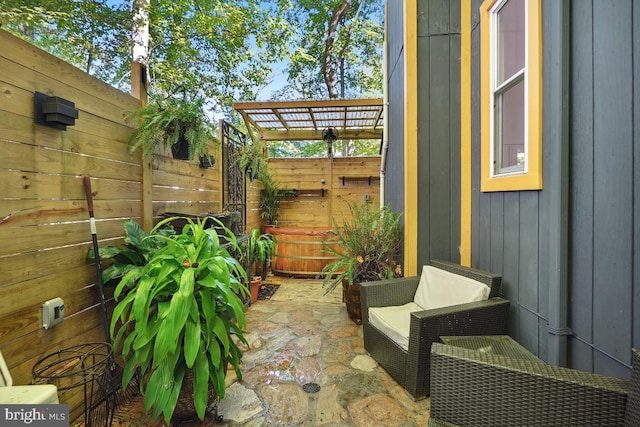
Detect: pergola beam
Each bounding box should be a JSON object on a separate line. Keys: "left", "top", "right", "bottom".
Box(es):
{"left": 258, "top": 128, "right": 382, "bottom": 141}
{"left": 233, "top": 98, "right": 384, "bottom": 142}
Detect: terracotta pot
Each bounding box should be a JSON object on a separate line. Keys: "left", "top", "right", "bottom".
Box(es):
{"left": 250, "top": 277, "right": 262, "bottom": 303}
{"left": 342, "top": 279, "right": 362, "bottom": 325}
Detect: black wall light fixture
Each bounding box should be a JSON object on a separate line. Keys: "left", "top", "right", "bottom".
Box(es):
{"left": 34, "top": 91, "right": 79, "bottom": 131}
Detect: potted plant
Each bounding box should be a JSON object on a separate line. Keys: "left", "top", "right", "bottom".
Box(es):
{"left": 258, "top": 170, "right": 297, "bottom": 232}
{"left": 126, "top": 94, "right": 215, "bottom": 161}
{"left": 319, "top": 202, "right": 403, "bottom": 324}
{"left": 110, "top": 216, "right": 249, "bottom": 423}
{"left": 243, "top": 228, "right": 276, "bottom": 303}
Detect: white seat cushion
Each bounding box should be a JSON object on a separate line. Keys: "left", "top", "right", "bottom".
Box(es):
{"left": 414, "top": 265, "right": 490, "bottom": 310}
{"left": 369, "top": 302, "right": 424, "bottom": 351}
{"left": 0, "top": 385, "right": 59, "bottom": 404}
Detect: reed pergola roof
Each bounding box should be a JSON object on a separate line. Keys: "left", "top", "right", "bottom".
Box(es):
{"left": 233, "top": 98, "right": 384, "bottom": 142}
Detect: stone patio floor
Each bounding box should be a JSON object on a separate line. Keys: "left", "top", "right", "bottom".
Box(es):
{"left": 111, "top": 275, "right": 431, "bottom": 426}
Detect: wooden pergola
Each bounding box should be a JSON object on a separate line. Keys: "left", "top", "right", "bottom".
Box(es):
{"left": 233, "top": 98, "right": 384, "bottom": 142}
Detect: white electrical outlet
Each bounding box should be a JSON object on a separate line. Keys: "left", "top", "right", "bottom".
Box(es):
{"left": 42, "top": 297, "right": 65, "bottom": 329}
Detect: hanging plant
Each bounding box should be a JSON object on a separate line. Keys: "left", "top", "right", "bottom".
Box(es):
{"left": 126, "top": 94, "right": 215, "bottom": 160}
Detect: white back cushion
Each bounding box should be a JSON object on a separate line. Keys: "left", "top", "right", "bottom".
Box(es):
{"left": 414, "top": 265, "right": 490, "bottom": 310}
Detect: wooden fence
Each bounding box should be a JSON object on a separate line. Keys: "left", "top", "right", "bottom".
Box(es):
{"left": 268, "top": 156, "right": 382, "bottom": 228}
{"left": 0, "top": 29, "right": 380, "bottom": 421}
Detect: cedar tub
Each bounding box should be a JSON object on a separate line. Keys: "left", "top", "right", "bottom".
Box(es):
{"left": 271, "top": 227, "right": 340, "bottom": 278}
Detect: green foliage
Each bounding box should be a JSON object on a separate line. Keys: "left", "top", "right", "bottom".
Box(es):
{"left": 110, "top": 216, "right": 248, "bottom": 423}
{"left": 1, "top": 0, "right": 295, "bottom": 111}
{"left": 276, "top": 0, "right": 384, "bottom": 99}
{"left": 233, "top": 141, "right": 267, "bottom": 180}
{"left": 126, "top": 95, "right": 215, "bottom": 160}
{"left": 268, "top": 139, "right": 380, "bottom": 158}
{"left": 259, "top": 171, "right": 297, "bottom": 225}
{"left": 145, "top": 0, "right": 294, "bottom": 107}
{"left": 320, "top": 202, "right": 402, "bottom": 293}
{"left": 243, "top": 229, "right": 276, "bottom": 278}
{"left": 0, "top": 0, "right": 132, "bottom": 86}
{"left": 86, "top": 218, "right": 175, "bottom": 287}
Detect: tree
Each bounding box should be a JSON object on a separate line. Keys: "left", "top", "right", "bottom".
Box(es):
{"left": 0, "top": 0, "right": 295, "bottom": 114}
{"left": 275, "top": 0, "right": 384, "bottom": 100}
{"left": 0, "top": 0, "right": 131, "bottom": 85}
{"left": 267, "top": 0, "right": 384, "bottom": 157}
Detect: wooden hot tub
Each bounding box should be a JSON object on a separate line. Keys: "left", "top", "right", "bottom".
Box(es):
{"left": 270, "top": 227, "right": 340, "bottom": 278}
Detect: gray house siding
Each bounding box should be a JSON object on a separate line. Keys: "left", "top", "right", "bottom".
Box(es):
{"left": 385, "top": 0, "right": 638, "bottom": 379}
{"left": 568, "top": 0, "right": 638, "bottom": 379}
{"left": 416, "top": 0, "right": 462, "bottom": 268}
{"left": 468, "top": 0, "right": 638, "bottom": 378}
{"left": 386, "top": 1, "right": 463, "bottom": 271}
{"left": 468, "top": 0, "right": 549, "bottom": 357}
{"left": 385, "top": 0, "right": 406, "bottom": 234}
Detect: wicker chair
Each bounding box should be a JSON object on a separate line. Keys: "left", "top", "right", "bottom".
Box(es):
{"left": 360, "top": 259, "right": 510, "bottom": 399}
{"left": 429, "top": 343, "right": 640, "bottom": 426}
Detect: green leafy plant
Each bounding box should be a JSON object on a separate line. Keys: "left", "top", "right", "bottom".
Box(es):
{"left": 234, "top": 141, "right": 266, "bottom": 180}
{"left": 86, "top": 218, "right": 175, "bottom": 287}
{"left": 110, "top": 216, "right": 248, "bottom": 423}
{"left": 319, "top": 202, "right": 403, "bottom": 294}
{"left": 258, "top": 171, "right": 297, "bottom": 226}
{"left": 243, "top": 228, "right": 276, "bottom": 279}
{"left": 126, "top": 95, "right": 215, "bottom": 160}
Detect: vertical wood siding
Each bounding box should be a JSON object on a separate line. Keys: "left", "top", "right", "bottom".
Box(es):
{"left": 415, "top": 0, "right": 461, "bottom": 268}
{"left": 569, "top": 0, "right": 636, "bottom": 378}
{"left": 467, "top": 0, "right": 638, "bottom": 378}
{"left": 470, "top": 0, "right": 553, "bottom": 363}
{"left": 384, "top": 0, "right": 406, "bottom": 229}
{"left": 385, "top": 0, "right": 638, "bottom": 378}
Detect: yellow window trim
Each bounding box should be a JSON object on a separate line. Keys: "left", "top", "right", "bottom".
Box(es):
{"left": 480, "top": 0, "right": 542, "bottom": 192}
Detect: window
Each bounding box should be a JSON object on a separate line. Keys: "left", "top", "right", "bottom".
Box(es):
{"left": 480, "top": 0, "right": 542, "bottom": 191}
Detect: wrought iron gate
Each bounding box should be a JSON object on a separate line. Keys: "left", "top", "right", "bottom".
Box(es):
{"left": 220, "top": 120, "right": 247, "bottom": 233}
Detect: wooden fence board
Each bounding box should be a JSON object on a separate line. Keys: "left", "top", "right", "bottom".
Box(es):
{"left": 152, "top": 169, "right": 220, "bottom": 191}
{"left": 1, "top": 139, "right": 141, "bottom": 182}
{"left": 0, "top": 218, "right": 128, "bottom": 257}
{"left": 152, "top": 201, "right": 221, "bottom": 218}
{"left": 0, "top": 170, "right": 141, "bottom": 202}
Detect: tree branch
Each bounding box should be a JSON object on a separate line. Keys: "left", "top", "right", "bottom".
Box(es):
{"left": 323, "top": 0, "right": 352, "bottom": 98}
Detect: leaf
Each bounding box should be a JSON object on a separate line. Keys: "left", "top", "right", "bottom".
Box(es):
{"left": 121, "top": 356, "right": 139, "bottom": 392}
{"left": 164, "top": 365, "right": 185, "bottom": 423}
{"left": 193, "top": 351, "right": 210, "bottom": 420}
{"left": 110, "top": 291, "right": 136, "bottom": 338}
{"left": 184, "top": 318, "right": 201, "bottom": 368}
{"left": 143, "top": 369, "right": 164, "bottom": 413}
{"left": 211, "top": 317, "right": 230, "bottom": 355}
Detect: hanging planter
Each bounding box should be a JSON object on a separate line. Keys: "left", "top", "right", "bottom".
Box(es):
{"left": 126, "top": 94, "right": 215, "bottom": 161}
{"left": 171, "top": 132, "right": 191, "bottom": 160}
